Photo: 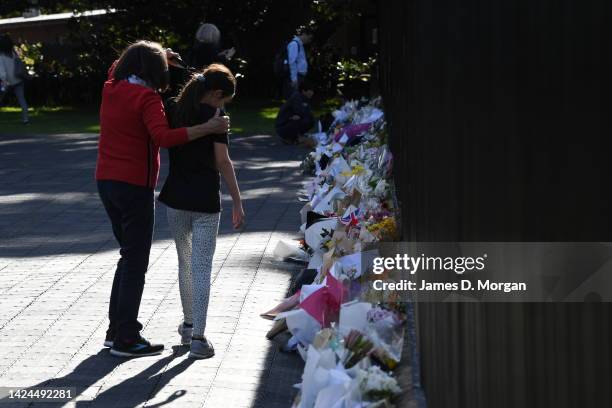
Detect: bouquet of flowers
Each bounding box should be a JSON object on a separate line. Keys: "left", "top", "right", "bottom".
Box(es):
{"left": 343, "top": 329, "right": 374, "bottom": 368}
{"left": 366, "top": 307, "right": 405, "bottom": 369}
{"left": 356, "top": 365, "right": 401, "bottom": 402}
{"left": 301, "top": 152, "right": 317, "bottom": 175}
{"left": 272, "top": 98, "right": 411, "bottom": 407}
{"left": 366, "top": 217, "right": 398, "bottom": 241}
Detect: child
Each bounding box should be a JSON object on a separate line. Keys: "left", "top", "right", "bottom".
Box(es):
{"left": 158, "top": 64, "right": 244, "bottom": 359}
{"left": 275, "top": 80, "right": 315, "bottom": 144}
{"left": 97, "top": 40, "right": 229, "bottom": 358}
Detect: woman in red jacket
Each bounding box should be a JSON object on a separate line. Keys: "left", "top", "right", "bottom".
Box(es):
{"left": 96, "top": 40, "right": 229, "bottom": 357}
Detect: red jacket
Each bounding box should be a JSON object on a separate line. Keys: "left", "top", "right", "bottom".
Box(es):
{"left": 95, "top": 69, "right": 188, "bottom": 188}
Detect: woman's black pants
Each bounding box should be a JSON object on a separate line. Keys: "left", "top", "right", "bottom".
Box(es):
{"left": 97, "top": 180, "right": 154, "bottom": 343}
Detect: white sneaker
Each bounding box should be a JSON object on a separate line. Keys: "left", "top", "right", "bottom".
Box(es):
{"left": 189, "top": 338, "right": 214, "bottom": 359}
{"left": 178, "top": 323, "right": 193, "bottom": 345}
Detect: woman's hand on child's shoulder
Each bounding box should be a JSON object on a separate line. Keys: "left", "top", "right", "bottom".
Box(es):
{"left": 196, "top": 108, "right": 230, "bottom": 136}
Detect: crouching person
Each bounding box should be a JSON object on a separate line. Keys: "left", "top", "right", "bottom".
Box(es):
{"left": 275, "top": 80, "right": 315, "bottom": 145}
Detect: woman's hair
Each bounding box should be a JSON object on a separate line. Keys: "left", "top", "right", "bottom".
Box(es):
{"left": 0, "top": 34, "right": 14, "bottom": 56}
{"left": 113, "top": 40, "right": 169, "bottom": 91}
{"left": 195, "top": 23, "right": 221, "bottom": 44}
{"left": 171, "top": 63, "right": 236, "bottom": 128}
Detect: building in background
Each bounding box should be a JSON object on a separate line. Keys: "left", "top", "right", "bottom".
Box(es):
{"left": 0, "top": 8, "right": 114, "bottom": 44}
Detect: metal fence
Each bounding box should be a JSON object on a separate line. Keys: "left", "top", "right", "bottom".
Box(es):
{"left": 377, "top": 1, "right": 612, "bottom": 407}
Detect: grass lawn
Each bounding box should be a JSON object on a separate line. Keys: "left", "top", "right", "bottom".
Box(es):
{"left": 226, "top": 98, "right": 281, "bottom": 135}
{"left": 0, "top": 106, "right": 100, "bottom": 135}
{"left": 0, "top": 98, "right": 281, "bottom": 136}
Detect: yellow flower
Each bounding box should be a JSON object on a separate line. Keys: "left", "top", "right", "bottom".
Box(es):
{"left": 351, "top": 165, "right": 365, "bottom": 175}
{"left": 366, "top": 217, "right": 398, "bottom": 241}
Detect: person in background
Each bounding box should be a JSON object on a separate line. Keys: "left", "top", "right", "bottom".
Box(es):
{"left": 163, "top": 23, "right": 236, "bottom": 100}
{"left": 284, "top": 27, "right": 313, "bottom": 98}
{"left": 190, "top": 23, "right": 236, "bottom": 70}
{"left": 0, "top": 34, "right": 29, "bottom": 124}
{"left": 159, "top": 64, "right": 244, "bottom": 359}
{"left": 275, "top": 80, "right": 315, "bottom": 145}
{"left": 96, "top": 40, "right": 230, "bottom": 358}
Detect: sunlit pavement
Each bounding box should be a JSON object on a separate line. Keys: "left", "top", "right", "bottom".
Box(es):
{"left": 0, "top": 131, "right": 306, "bottom": 407}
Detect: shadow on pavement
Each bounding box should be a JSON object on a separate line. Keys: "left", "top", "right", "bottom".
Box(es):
{"left": 79, "top": 346, "right": 194, "bottom": 407}
{"left": 0, "top": 132, "right": 306, "bottom": 258}
{"left": 0, "top": 130, "right": 308, "bottom": 407}
{"left": 0, "top": 346, "right": 194, "bottom": 407}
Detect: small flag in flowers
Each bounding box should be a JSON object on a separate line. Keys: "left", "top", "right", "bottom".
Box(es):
{"left": 340, "top": 205, "right": 361, "bottom": 226}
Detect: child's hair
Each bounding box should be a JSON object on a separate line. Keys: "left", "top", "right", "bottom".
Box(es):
{"left": 171, "top": 63, "right": 237, "bottom": 128}
{"left": 113, "top": 40, "right": 169, "bottom": 91}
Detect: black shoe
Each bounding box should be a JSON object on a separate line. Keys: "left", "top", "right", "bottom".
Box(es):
{"left": 110, "top": 336, "right": 164, "bottom": 357}
{"left": 104, "top": 327, "right": 116, "bottom": 347}
{"left": 103, "top": 335, "right": 114, "bottom": 348}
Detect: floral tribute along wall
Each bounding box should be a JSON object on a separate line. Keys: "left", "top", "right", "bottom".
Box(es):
{"left": 261, "top": 99, "right": 414, "bottom": 408}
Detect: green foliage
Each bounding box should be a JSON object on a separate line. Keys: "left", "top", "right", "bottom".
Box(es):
{"left": 3, "top": 0, "right": 376, "bottom": 104}
{"left": 0, "top": 0, "right": 29, "bottom": 16}
{"left": 16, "top": 42, "right": 43, "bottom": 75}
{"left": 336, "top": 57, "right": 376, "bottom": 83}
{"left": 335, "top": 57, "right": 377, "bottom": 98}
{"left": 50, "top": 0, "right": 315, "bottom": 100}
{"left": 310, "top": 0, "right": 367, "bottom": 26}
{"left": 301, "top": 0, "right": 377, "bottom": 98}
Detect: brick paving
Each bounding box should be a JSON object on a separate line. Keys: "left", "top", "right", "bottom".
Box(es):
{"left": 0, "top": 130, "right": 307, "bottom": 407}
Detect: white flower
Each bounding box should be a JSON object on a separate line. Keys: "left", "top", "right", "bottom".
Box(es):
{"left": 373, "top": 180, "right": 388, "bottom": 198}
{"left": 357, "top": 366, "right": 401, "bottom": 395}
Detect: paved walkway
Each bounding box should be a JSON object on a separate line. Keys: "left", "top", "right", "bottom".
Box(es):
{"left": 0, "top": 130, "right": 307, "bottom": 407}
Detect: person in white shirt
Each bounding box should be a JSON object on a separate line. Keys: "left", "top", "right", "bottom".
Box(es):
{"left": 0, "top": 36, "right": 17, "bottom": 87}
{"left": 0, "top": 34, "right": 29, "bottom": 124}
{"left": 284, "top": 28, "right": 313, "bottom": 98}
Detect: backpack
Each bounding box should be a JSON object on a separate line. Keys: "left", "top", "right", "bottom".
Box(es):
{"left": 273, "top": 38, "right": 298, "bottom": 78}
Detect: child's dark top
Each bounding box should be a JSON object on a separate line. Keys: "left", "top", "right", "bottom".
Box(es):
{"left": 158, "top": 103, "right": 228, "bottom": 213}
{"left": 275, "top": 92, "right": 314, "bottom": 128}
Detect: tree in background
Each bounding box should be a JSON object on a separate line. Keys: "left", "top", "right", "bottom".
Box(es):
{"left": 3, "top": 0, "right": 376, "bottom": 105}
